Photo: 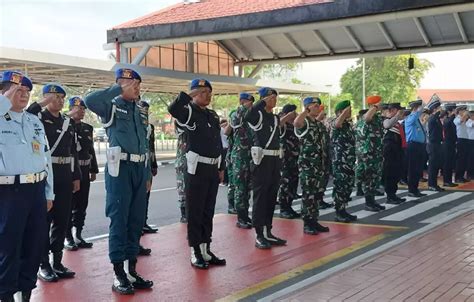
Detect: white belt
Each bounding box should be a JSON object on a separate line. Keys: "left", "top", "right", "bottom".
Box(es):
{"left": 197, "top": 155, "right": 220, "bottom": 165}
{"left": 120, "top": 153, "right": 147, "bottom": 163}
{"left": 51, "top": 156, "right": 73, "bottom": 164}
{"left": 262, "top": 149, "right": 281, "bottom": 156}
{"left": 78, "top": 159, "right": 91, "bottom": 166}
{"left": 0, "top": 171, "right": 47, "bottom": 185}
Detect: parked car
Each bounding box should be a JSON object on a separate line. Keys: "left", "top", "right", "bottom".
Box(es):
{"left": 94, "top": 128, "right": 107, "bottom": 142}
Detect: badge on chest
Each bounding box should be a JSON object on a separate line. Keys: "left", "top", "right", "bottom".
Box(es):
{"left": 32, "top": 139, "right": 41, "bottom": 154}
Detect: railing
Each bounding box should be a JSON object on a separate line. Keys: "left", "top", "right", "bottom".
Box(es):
{"left": 94, "top": 139, "right": 178, "bottom": 155}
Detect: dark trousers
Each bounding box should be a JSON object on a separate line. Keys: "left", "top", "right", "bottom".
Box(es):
{"left": 105, "top": 161, "right": 147, "bottom": 263}
{"left": 442, "top": 143, "right": 456, "bottom": 184}
{"left": 0, "top": 180, "right": 47, "bottom": 299}
{"left": 401, "top": 148, "right": 408, "bottom": 183}
{"left": 383, "top": 149, "right": 402, "bottom": 196}
{"left": 70, "top": 165, "right": 91, "bottom": 229}
{"left": 185, "top": 163, "right": 219, "bottom": 247}
{"left": 427, "top": 143, "right": 443, "bottom": 187}
{"left": 468, "top": 140, "right": 474, "bottom": 178}
{"left": 251, "top": 156, "right": 281, "bottom": 228}
{"left": 455, "top": 138, "right": 470, "bottom": 180}
{"left": 407, "top": 142, "right": 425, "bottom": 193}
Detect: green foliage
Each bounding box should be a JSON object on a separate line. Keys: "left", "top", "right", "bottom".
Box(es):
{"left": 340, "top": 55, "right": 433, "bottom": 108}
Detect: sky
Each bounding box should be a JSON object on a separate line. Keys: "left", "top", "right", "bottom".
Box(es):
{"left": 1, "top": 0, "right": 473, "bottom": 95}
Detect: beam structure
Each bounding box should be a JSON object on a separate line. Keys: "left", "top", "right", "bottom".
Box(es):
{"left": 312, "top": 30, "right": 334, "bottom": 55}
{"left": 343, "top": 26, "right": 364, "bottom": 52}
{"left": 255, "top": 36, "right": 278, "bottom": 59}
{"left": 453, "top": 12, "right": 468, "bottom": 43}
{"left": 131, "top": 45, "right": 151, "bottom": 65}
{"left": 247, "top": 64, "right": 263, "bottom": 78}
{"left": 413, "top": 17, "right": 431, "bottom": 47}
{"left": 282, "top": 33, "right": 305, "bottom": 57}
{"left": 377, "top": 22, "right": 396, "bottom": 49}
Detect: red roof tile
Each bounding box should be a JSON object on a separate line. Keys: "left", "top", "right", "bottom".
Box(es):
{"left": 112, "top": 0, "right": 330, "bottom": 29}
{"left": 417, "top": 89, "right": 474, "bottom": 103}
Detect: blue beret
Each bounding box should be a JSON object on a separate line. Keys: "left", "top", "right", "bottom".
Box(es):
{"left": 239, "top": 92, "right": 254, "bottom": 101}
{"left": 42, "top": 84, "right": 66, "bottom": 96}
{"left": 303, "top": 97, "right": 321, "bottom": 107}
{"left": 1, "top": 71, "right": 33, "bottom": 91}
{"left": 68, "top": 96, "right": 86, "bottom": 108}
{"left": 115, "top": 68, "right": 142, "bottom": 82}
{"left": 258, "top": 87, "right": 278, "bottom": 98}
{"left": 190, "top": 78, "right": 212, "bottom": 91}
{"left": 281, "top": 104, "right": 297, "bottom": 114}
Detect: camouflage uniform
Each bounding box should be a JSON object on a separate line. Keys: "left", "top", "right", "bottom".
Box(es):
{"left": 296, "top": 117, "right": 330, "bottom": 223}
{"left": 226, "top": 127, "right": 236, "bottom": 212}
{"left": 175, "top": 122, "right": 187, "bottom": 209}
{"left": 277, "top": 123, "right": 300, "bottom": 211}
{"left": 355, "top": 113, "right": 384, "bottom": 196}
{"left": 331, "top": 119, "right": 355, "bottom": 210}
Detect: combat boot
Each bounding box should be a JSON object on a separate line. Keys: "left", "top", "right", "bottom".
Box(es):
{"left": 318, "top": 200, "right": 332, "bottom": 209}
{"left": 112, "top": 262, "right": 134, "bottom": 295}
{"left": 75, "top": 227, "right": 93, "bottom": 248}
{"left": 255, "top": 227, "right": 272, "bottom": 249}
{"left": 386, "top": 194, "right": 403, "bottom": 204}
{"left": 314, "top": 221, "right": 330, "bottom": 232}
{"left": 201, "top": 243, "right": 226, "bottom": 265}
{"left": 264, "top": 226, "right": 286, "bottom": 245}
{"left": 356, "top": 184, "right": 364, "bottom": 196}
{"left": 303, "top": 219, "right": 318, "bottom": 235}
{"left": 179, "top": 206, "right": 187, "bottom": 223}
{"left": 125, "top": 259, "right": 153, "bottom": 289}
{"left": 236, "top": 210, "right": 252, "bottom": 229}
{"left": 364, "top": 195, "right": 381, "bottom": 212}
{"left": 191, "top": 245, "right": 209, "bottom": 269}
{"left": 341, "top": 209, "right": 357, "bottom": 222}
{"left": 64, "top": 229, "right": 78, "bottom": 251}
{"left": 21, "top": 290, "right": 31, "bottom": 302}
{"left": 138, "top": 245, "right": 151, "bottom": 256}
{"left": 52, "top": 251, "right": 75, "bottom": 278}
{"left": 279, "top": 207, "right": 300, "bottom": 219}
{"left": 334, "top": 209, "right": 351, "bottom": 223}
{"left": 38, "top": 259, "right": 58, "bottom": 282}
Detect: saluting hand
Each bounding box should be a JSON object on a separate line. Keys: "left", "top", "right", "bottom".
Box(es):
{"left": 119, "top": 79, "right": 139, "bottom": 96}
{"left": 3, "top": 84, "right": 21, "bottom": 100}
{"left": 38, "top": 93, "right": 59, "bottom": 108}
{"left": 72, "top": 180, "right": 80, "bottom": 193}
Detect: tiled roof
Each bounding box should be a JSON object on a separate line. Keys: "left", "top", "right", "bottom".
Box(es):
{"left": 417, "top": 89, "right": 474, "bottom": 103}
{"left": 112, "top": 0, "right": 329, "bottom": 29}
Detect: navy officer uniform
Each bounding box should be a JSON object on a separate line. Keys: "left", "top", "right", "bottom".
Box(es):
{"left": 84, "top": 68, "right": 153, "bottom": 295}
{"left": 245, "top": 87, "right": 286, "bottom": 249}
{"left": 0, "top": 71, "right": 52, "bottom": 302}
{"left": 426, "top": 96, "right": 445, "bottom": 191}
{"left": 168, "top": 79, "right": 226, "bottom": 269}
{"left": 27, "top": 84, "right": 80, "bottom": 282}
{"left": 441, "top": 103, "right": 458, "bottom": 187}
{"left": 64, "top": 97, "right": 99, "bottom": 250}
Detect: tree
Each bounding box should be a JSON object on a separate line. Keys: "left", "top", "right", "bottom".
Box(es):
{"left": 340, "top": 55, "right": 433, "bottom": 108}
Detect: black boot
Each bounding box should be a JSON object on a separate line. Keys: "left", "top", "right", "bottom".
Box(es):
{"left": 386, "top": 194, "right": 403, "bottom": 204}
{"left": 314, "top": 221, "right": 330, "bottom": 232}
{"left": 21, "top": 290, "right": 31, "bottom": 302}
{"left": 341, "top": 209, "right": 357, "bottom": 222}
{"left": 264, "top": 226, "right": 286, "bottom": 245}
{"left": 255, "top": 227, "right": 271, "bottom": 249}
{"left": 334, "top": 209, "right": 351, "bottom": 223}
{"left": 364, "top": 195, "right": 381, "bottom": 212}
{"left": 356, "top": 183, "right": 364, "bottom": 196}
{"left": 142, "top": 224, "right": 158, "bottom": 234}
{"left": 319, "top": 200, "right": 332, "bottom": 209}
{"left": 64, "top": 228, "right": 78, "bottom": 251}
{"left": 112, "top": 262, "right": 134, "bottom": 295}
{"left": 38, "top": 259, "right": 58, "bottom": 282}
{"left": 191, "top": 245, "right": 209, "bottom": 269}
{"left": 303, "top": 219, "right": 318, "bottom": 235}
{"left": 127, "top": 259, "right": 153, "bottom": 289}
{"left": 138, "top": 245, "right": 151, "bottom": 256}
{"left": 52, "top": 251, "right": 75, "bottom": 278}
{"left": 180, "top": 206, "right": 187, "bottom": 223}
{"left": 0, "top": 294, "right": 14, "bottom": 302}
{"left": 201, "top": 243, "right": 226, "bottom": 266}
{"left": 279, "top": 207, "right": 300, "bottom": 219}
{"left": 75, "top": 227, "right": 93, "bottom": 248}
{"left": 236, "top": 210, "right": 252, "bottom": 229}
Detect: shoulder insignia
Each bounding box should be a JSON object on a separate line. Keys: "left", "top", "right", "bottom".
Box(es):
{"left": 4, "top": 113, "right": 11, "bottom": 121}
{"left": 44, "top": 119, "right": 54, "bottom": 124}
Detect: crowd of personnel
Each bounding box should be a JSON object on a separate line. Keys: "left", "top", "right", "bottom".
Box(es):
{"left": 1, "top": 68, "right": 473, "bottom": 301}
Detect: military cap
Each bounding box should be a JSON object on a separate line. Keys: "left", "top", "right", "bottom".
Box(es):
{"left": 388, "top": 102, "right": 402, "bottom": 110}
{"left": 68, "top": 96, "right": 86, "bottom": 108}
{"left": 409, "top": 99, "right": 423, "bottom": 108}
{"left": 358, "top": 109, "right": 368, "bottom": 117}
{"left": 335, "top": 100, "right": 351, "bottom": 112}
{"left": 367, "top": 95, "right": 382, "bottom": 105}
{"left": 258, "top": 87, "right": 278, "bottom": 98}
{"left": 115, "top": 68, "right": 142, "bottom": 82}
{"left": 303, "top": 97, "right": 321, "bottom": 107}
{"left": 457, "top": 104, "right": 467, "bottom": 111}
{"left": 444, "top": 103, "right": 457, "bottom": 111}
{"left": 239, "top": 92, "right": 254, "bottom": 102}
{"left": 42, "top": 83, "right": 66, "bottom": 96}
{"left": 422, "top": 107, "right": 431, "bottom": 115}
{"left": 281, "top": 104, "right": 297, "bottom": 114}
{"left": 1, "top": 71, "right": 33, "bottom": 91}
{"left": 380, "top": 103, "right": 390, "bottom": 110}
{"left": 190, "top": 78, "right": 212, "bottom": 91}
{"left": 426, "top": 94, "right": 441, "bottom": 111}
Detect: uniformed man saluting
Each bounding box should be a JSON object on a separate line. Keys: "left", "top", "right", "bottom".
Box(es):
{"left": 168, "top": 79, "right": 226, "bottom": 269}
{"left": 27, "top": 83, "right": 81, "bottom": 282}
{"left": 0, "top": 71, "right": 53, "bottom": 302}
{"left": 85, "top": 69, "right": 153, "bottom": 295}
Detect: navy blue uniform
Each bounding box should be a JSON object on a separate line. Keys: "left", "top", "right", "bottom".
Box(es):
{"left": 427, "top": 112, "right": 443, "bottom": 188}
{"left": 442, "top": 115, "right": 457, "bottom": 184}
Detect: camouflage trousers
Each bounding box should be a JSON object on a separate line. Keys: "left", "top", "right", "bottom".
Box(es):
{"left": 231, "top": 153, "right": 251, "bottom": 214}
{"left": 299, "top": 164, "right": 328, "bottom": 222}
{"left": 332, "top": 161, "right": 355, "bottom": 210}
{"left": 226, "top": 152, "right": 235, "bottom": 209}
{"left": 175, "top": 157, "right": 186, "bottom": 208}
{"left": 277, "top": 159, "right": 299, "bottom": 209}
{"left": 355, "top": 153, "right": 382, "bottom": 196}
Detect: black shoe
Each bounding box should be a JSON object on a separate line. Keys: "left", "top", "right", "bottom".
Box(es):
{"left": 64, "top": 239, "right": 79, "bottom": 251}
{"left": 303, "top": 222, "right": 319, "bottom": 235}
{"left": 38, "top": 262, "right": 58, "bottom": 282}
{"left": 399, "top": 180, "right": 408, "bottom": 186}
{"left": 279, "top": 208, "right": 300, "bottom": 219}
{"left": 179, "top": 206, "right": 187, "bottom": 223}
{"left": 203, "top": 243, "right": 226, "bottom": 266}
{"left": 455, "top": 178, "right": 466, "bottom": 183}
{"left": 142, "top": 224, "right": 158, "bottom": 234}
{"left": 319, "top": 200, "right": 332, "bottom": 209}
{"left": 386, "top": 196, "right": 403, "bottom": 204}
{"left": 395, "top": 196, "right": 406, "bottom": 202}
{"left": 375, "top": 189, "right": 385, "bottom": 196}
{"left": 374, "top": 202, "right": 386, "bottom": 210}
{"left": 138, "top": 245, "right": 151, "bottom": 256}
{"left": 112, "top": 262, "right": 134, "bottom": 295}
{"left": 191, "top": 246, "right": 209, "bottom": 269}
{"left": 128, "top": 259, "right": 153, "bottom": 289}
{"left": 21, "top": 290, "right": 32, "bottom": 302}
{"left": 75, "top": 228, "right": 93, "bottom": 248}
{"left": 365, "top": 196, "right": 381, "bottom": 212}
{"left": 236, "top": 218, "right": 252, "bottom": 229}
{"left": 314, "top": 221, "right": 330, "bottom": 232}
{"left": 408, "top": 191, "right": 426, "bottom": 198}
{"left": 255, "top": 236, "right": 272, "bottom": 249}
{"left": 428, "top": 186, "right": 445, "bottom": 192}
{"left": 334, "top": 210, "right": 351, "bottom": 223}
{"left": 443, "top": 183, "right": 458, "bottom": 187}
{"left": 265, "top": 227, "right": 287, "bottom": 245}
{"left": 420, "top": 177, "right": 428, "bottom": 182}
{"left": 341, "top": 209, "right": 357, "bottom": 222}
{"left": 52, "top": 252, "right": 75, "bottom": 278}
{"left": 227, "top": 207, "right": 237, "bottom": 215}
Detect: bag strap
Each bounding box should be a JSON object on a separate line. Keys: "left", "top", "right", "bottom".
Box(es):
{"left": 50, "top": 116, "right": 70, "bottom": 154}
{"left": 264, "top": 116, "right": 278, "bottom": 149}
{"left": 101, "top": 98, "right": 118, "bottom": 128}
{"left": 294, "top": 118, "right": 310, "bottom": 138}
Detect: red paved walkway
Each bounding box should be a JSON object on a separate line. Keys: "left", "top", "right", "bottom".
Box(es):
{"left": 281, "top": 211, "right": 474, "bottom": 302}
{"left": 31, "top": 215, "right": 400, "bottom": 302}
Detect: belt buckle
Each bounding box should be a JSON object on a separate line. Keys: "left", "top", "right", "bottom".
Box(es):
{"left": 58, "top": 157, "right": 65, "bottom": 164}
{"left": 130, "top": 154, "right": 138, "bottom": 162}
{"left": 25, "top": 174, "right": 34, "bottom": 183}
